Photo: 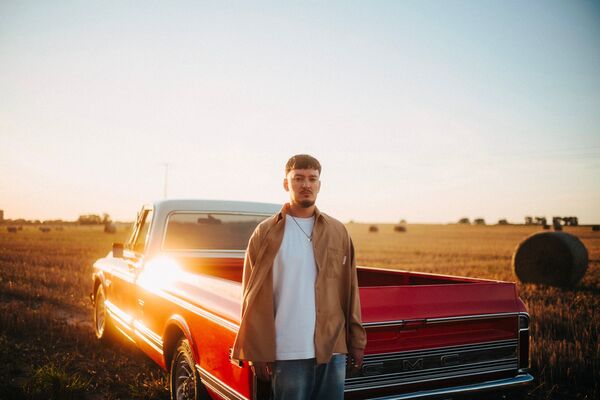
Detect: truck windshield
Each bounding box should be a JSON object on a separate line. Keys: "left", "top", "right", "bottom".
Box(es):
{"left": 163, "top": 212, "right": 268, "bottom": 251}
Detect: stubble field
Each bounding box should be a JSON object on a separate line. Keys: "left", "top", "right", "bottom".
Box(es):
{"left": 0, "top": 223, "right": 598, "bottom": 399}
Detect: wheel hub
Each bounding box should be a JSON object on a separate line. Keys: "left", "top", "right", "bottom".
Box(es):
{"left": 175, "top": 356, "right": 196, "bottom": 400}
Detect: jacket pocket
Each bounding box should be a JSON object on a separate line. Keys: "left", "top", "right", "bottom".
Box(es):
{"left": 325, "top": 246, "right": 344, "bottom": 278}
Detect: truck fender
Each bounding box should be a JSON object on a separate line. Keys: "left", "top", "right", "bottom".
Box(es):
{"left": 163, "top": 314, "right": 200, "bottom": 368}
{"left": 91, "top": 270, "right": 108, "bottom": 305}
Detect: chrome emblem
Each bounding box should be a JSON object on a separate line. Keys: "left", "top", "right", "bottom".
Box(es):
{"left": 362, "top": 362, "right": 384, "bottom": 376}
{"left": 402, "top": 358, "right": 424, "bottom": 371}
{"left": 359, "top": 353, "right": 461, "bottom": 377}
{"left": 441, "top": 354, "right": 460, "bottom": 367}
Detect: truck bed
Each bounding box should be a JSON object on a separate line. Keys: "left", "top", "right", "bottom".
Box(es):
{"left": 161, "top": 256, "right": 526, "bottom": 397}
{"left": 170, "top": 257, "right": 520, "bottom": 330}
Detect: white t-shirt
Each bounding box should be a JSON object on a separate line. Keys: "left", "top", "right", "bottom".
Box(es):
{"left": 272, "top": 215, "right": 317, "bottom": 360}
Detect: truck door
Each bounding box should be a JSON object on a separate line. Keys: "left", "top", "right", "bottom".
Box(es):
{"left": 109, "top": 207, "right": 154, "bottom": 339}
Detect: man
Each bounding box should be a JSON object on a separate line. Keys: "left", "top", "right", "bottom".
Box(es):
{"left": 232, "top": 154, "right": 366, "bottom": 400}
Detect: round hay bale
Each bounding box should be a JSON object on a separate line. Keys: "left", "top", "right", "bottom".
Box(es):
{"left": 7, "top": 226, "right": 17, "bottom": 233}
{"left": 104, "top": 222, "right": 117, "bottom": 233}
{"left": 592, "top": 225, "right": 600, "bottom": 232}
{"left": 39, "top": 226, "right": 51, "bottom": 233}
{"left": 394, "top": 225, "right": 406, "bottom": 232}
{"left": 512, "top": 231, "right": 588, "bottom": 287}
{"left": 369, "top": 225, "right": 378, "bottom": 233}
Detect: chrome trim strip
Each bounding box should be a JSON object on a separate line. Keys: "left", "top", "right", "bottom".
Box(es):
{"left": 363, "top": 312, "right": 520, "bottom": 329}
{"left": 106, "top": 312, "right": 130, "bottom": 332}
{"left": 360, "top": 339, "right": 518, "bottom": 363}
{"left": 346, "top": 365, "right": 519, "bottom": 392}
{"left": 347, "top": 360, "right": 518, "bottom": 387}
{"left": 133, "top": 321, "right": 164, "bottom": 355}
{"left": 113, "top": 325, "right": 136, "bottom": 343}
{"left": 517, "top": 312, "right": 530, "bottom": 369}
{"left": 126, "top": 207, "right": 154, "bottom": 256}
{"left": 133, "top": 320, "right": 163, "bottom": 345}
{"left": 355, "top": 373, "right": 533, "bottom": 399}
{"left": 134, "top": 328, "right": 163, "bottom": 355}
{"left": 105, "top": 302, "right": 137, "bottom": 345}
{"left": 105, "top": 300, "right": 133, "bottom": 327}
{"left": 158, "top": 289, "right": 239, "bottom": 332}
{"left": 197, "top": 365, "right": 248, "bottom": 400}
{"left": 427, "top": 312, "right": 519, "bottom": 323}
{"left": 519, "top": 312, "right": 530, "bottom": 331}
{"left": 363, "top": 320, "right": 405, "bottom": 328}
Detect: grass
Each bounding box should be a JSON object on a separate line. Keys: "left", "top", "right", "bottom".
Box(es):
{"left": 0, "top": 223, "right": 598, "bottom": 399}
{"left": 0, "top": 226, "right": 169, "bottom": 400}
{"left": 24, "top": 363, "right": 89, "bottom": 400}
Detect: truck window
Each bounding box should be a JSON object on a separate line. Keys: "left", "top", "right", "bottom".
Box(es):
{"left": 163, "top": 213, "right": 267, "bottom": 251}
{"left": 133, "top": 210, "right": 153, "bottom": 253}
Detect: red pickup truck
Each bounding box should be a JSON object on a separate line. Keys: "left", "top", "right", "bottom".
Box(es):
{"left": 91, "top": 200, "right": 533, "bottom": 399}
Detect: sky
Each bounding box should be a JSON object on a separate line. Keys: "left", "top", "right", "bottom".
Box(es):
{"left": 1, "top": 0, "right": 599, "bottom": 223}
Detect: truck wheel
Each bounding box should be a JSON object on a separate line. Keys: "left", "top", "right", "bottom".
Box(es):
{"left": 170, "top": 338, "right": 205, "bottom": 400}
{"left": 93, "top": 284, "right": 113, "bottom": 341}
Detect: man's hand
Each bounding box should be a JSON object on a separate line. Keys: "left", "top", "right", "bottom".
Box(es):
{"left": 349, "top": 347, "right": 364, "bottom": 369}
{"left": 251, "top": 361, "right": 272, "bottom": 381}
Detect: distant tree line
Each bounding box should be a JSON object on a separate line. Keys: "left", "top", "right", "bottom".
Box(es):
{"left": 456, "top": 216, "right": 580, "bottom": 227}
{"left": 525, "top": 216, "right": 578, "bottom": 227}
{"left": 77, "top": 213, "right": 112, "bottom": 225}
{"left": 1, "top": 218, "right": 76, "bottom": 225}
{"left": 457, "top": 218, "right": 486, "bottom": 225}
{"left": 1, "top": 213, "right": 118, "bottom": 225}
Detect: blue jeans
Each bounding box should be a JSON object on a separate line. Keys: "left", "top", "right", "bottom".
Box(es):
{"left": 271, "top": 354, "right": 346, "bottom": 400}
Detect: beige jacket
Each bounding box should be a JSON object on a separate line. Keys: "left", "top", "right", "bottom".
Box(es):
{"left": 231, "top": 204, "right": 367, "bottom": 364}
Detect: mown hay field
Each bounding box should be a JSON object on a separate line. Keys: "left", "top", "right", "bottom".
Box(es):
{"left": 0, "top": 224, "right": 598, "bottom": 399}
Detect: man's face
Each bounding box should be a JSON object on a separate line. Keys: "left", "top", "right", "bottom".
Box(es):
{"left": 283, "top": 168, "right": 321, "bottom": 208}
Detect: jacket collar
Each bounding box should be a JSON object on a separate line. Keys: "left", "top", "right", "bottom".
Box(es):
{"left": 275, "top": 203, "right": 328, "bottom": 224}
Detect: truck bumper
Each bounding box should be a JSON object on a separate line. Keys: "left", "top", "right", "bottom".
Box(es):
{"left": 361, "top": 373, "right": 533, "bottom": 399}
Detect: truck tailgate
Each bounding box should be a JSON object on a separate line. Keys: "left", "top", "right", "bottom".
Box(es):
{"left": 360, "top": 281, "right": 518, "bottom": 324}
{"left": 348, "top": 282, "right": 524, "bottom": 396}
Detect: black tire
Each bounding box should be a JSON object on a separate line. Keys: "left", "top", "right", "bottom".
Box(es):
{"left": 93, "top": 284, "right": 114, "bottom": 341}
{"left": 170, "top": 338, "right": 207, "bottom": 400}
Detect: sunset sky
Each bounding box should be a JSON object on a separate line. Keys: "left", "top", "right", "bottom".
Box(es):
{"left": 1, "top": 1, "right": 599, "bottom": 223}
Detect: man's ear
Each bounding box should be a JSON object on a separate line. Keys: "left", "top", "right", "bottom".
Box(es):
{"left": 283, "top": 177, "right": 289, "bottom": 192}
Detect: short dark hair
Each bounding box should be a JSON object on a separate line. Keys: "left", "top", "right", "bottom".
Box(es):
{"left": 285, "top": 154, "right": 321, "bottom": 176}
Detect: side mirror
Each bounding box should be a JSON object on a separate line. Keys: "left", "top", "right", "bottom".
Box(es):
{"left": 112, "top": 242, "right": 124, "bottom": 258}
